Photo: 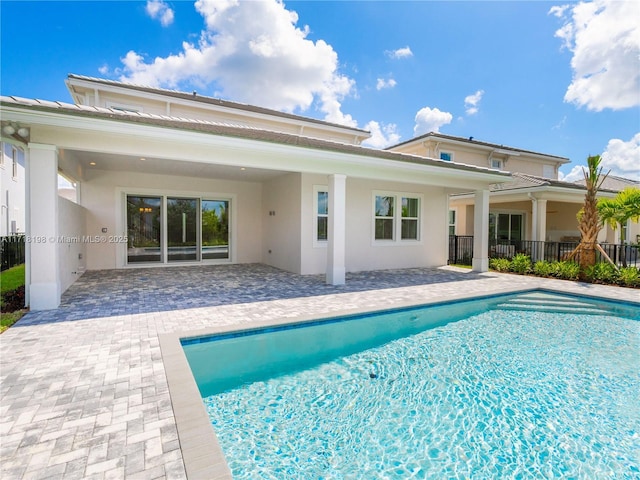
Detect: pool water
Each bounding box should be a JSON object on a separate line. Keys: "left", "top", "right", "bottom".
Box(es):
{"left": 184, "top": 291, "right": 640, "bottom": 479}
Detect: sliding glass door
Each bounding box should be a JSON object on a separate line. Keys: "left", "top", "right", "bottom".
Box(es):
{"left": 127, "top": 196, "right": 162, "bottom": 263}
{"left": 167, "top": 198, "right": 198, "bottom": 262}
{"left": 126, "top": 194, "right": 230, "bottom": 265}
{"left": 202, "top": 200, "right": 229, "bottom": 260}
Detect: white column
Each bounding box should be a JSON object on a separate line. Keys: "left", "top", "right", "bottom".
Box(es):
{"left": 472, "top": 189, "right": 490, "bottom": 272}
{"left": 326, "top": 174, "right": 346, "bottom": 285}
{"left": 530, "top": 195, "right": 538, "bottom": 242}
{"left": 536, "top": 199, "right": 547, "bottom": 242}
{"left": 27, "top": 143, "right": 60, "bottom": 310}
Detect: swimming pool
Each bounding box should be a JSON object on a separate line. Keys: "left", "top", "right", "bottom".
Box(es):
{"left": 181, "top": 290, "right": 640, "bottom": 479}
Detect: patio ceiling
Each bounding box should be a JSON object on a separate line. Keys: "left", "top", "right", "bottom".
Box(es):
{"left": 58, "top": 148, "right": 290, "bottom": 183}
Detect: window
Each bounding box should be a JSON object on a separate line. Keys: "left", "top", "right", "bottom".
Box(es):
{"left": 11, "top": 145, "right": 23, "bottom": 180}
{"left": 401, "top": 197, "right": 419, "bottom": 240}
{"left": 491, "top": 159, "right": 502, "bottom": 169}
{"left": 374, "top": 195, "right": 395, "bottom": 240}
{"left": 106, "top": 101, "right": 142, "bottom": 113}
{"left": 373, "top": 192, "right": 421, "bottom": 242}
{"left": 449, "top": 210, "right": 456, "bottom": 236}
{"left": 439, "top": 151, "right": 453, "bottom": 162}
{"left": 489, "top": 212, "right": 523, "bottom": 242}
{"left": 313, "top": 186, "right": 328, "bottom": 244}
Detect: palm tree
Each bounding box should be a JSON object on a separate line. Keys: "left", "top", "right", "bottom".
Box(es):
{"left": 598, "top": 187, "right": 640, "bottom": 267}
{"left": 566, "top": 155, "right": 610, "bottom": 276}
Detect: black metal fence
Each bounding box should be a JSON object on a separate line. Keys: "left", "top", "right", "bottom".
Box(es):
{"left": 448, "top": 236, "right": 640, "bottom": 268}
{"left": 1, "top": 235, "right": 25, "bottom": 271}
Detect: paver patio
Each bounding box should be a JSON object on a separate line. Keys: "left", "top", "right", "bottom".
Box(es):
{"left": 1, "top": 264, "right": 638, "bottom": 479}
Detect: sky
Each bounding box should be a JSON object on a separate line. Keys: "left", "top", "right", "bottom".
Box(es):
{"left": 1, "top": 0, "right": 639, "bottom": 181}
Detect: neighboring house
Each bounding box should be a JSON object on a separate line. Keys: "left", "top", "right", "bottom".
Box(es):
{"left": 0, "top": 75, "right": 508, "bottom": 310}
{"left": 388, "top": 133, "right": 623, "bottom": 247}
{"left": 0, "top": 137, "right": 26, "bottom": 236}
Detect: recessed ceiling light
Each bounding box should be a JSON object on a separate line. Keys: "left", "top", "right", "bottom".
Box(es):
{"left": 140, "top": 157, "right": 146, "bottom": 161}
{"left": 89, "top": 162, "right": 96, "bottom": 166}
{"left": 240, "top": 167, "right": 246, "bottom": 171}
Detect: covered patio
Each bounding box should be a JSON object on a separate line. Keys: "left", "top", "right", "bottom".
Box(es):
{"left": 2, "top": 264, "right": 639, "bottom": 479}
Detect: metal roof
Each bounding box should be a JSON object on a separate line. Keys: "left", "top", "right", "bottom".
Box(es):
{"left": 1, "top": 95, "right": 511, "bottom": 180}
{"left": 66, "top": 74, "right": 371, "bottom": 136}
{"left": 388, "top": 132, "right": 570, "bottom": 163}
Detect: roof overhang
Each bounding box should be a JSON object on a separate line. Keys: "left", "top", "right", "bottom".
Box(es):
{"left": 1, "top": 98, "right": 510, "bottom": 191}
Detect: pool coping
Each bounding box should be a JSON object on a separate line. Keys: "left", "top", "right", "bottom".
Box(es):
{"left": 158, "top": 285, "right": 640, "bottom": 479}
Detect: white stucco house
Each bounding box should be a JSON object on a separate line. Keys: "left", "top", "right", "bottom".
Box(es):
{"left": 0, "top": 75, "right": 509, "bottom": 310}
{"left": 388, "top": 133, "right": 634, "bottom": 248}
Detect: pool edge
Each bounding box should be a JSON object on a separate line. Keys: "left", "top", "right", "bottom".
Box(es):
{"left": 159, "top": 332, "right": 233, "bottom": 480}
{"left": 159, "top": 283, "right": 639, "bottom": 478}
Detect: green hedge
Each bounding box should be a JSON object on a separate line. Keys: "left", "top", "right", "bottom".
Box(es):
{"left": 489, "top": 255, "right": 639, "bottom": 288}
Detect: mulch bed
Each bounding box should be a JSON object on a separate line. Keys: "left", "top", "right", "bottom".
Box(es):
{"left": 1, "top": 286, "right": 25, "bottom": 313}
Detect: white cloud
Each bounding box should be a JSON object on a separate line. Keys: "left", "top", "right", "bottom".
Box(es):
{"left": 559, "top": 164, "right": 589, "bottom": 183}
{"left": 601, "top": 133, "right": 640, "bottom": 180}
{"left": 413, "top": 107, "right": 453, "bottom": 136}
{"left": 559, "top": 133, "right": 640, "bottom": 182}
{"left": 376, "top": 78, "right": 397, "bottom": 90}
{"left": 386, "top": 46, "right": 413, "bottom": 59}
{"left": 361, "top": 121, "right": 400, "bottom": 149}
{"left": 550, "top": 0, "right": 640, "bottom": 111}
{"left": 121, "top": 0, "right": 356, "bottom": 126}
{"left": 464, "top": 89, "right": 484, "bottom": 115}
{"left": 146, "top": 0, "right": 174, "bottom": 27}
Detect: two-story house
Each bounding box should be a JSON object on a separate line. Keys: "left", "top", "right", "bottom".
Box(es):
{"left": 388, "top": 133, "right": 635, "bottom": 257}
{"left": 1, "top": 75, "right": 508, "bottom": 310}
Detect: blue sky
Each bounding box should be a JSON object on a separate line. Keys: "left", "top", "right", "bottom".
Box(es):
{"left": 1, "top": 0, "right": 638, "bottom": 180}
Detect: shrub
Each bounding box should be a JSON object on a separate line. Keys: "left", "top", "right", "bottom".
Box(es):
{"left": 533, "top": 260, "right": 554, "bottom": 277}
{"left": 584, "top": 262, "right": 618, "bottom": 284}
{"left": 489, "top": 258, "right": 511, "bottom": 272}
{"left": 555, "top": 261, "right": 580, "bottom": 281}
{"left": 511, "top": 254, "right": 531, "bottom": 274}
{"left": 617, "top": 267, "right": 640, "bottom": 288}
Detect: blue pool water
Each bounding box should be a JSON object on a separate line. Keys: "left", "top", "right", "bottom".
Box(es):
{"left": 182, "top": 291, "right": 640, "bottom": 479}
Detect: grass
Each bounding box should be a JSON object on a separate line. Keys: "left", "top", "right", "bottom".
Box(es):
{"left": 1, "top": 264, "right": 26, "bottom": 333}
{"left": 1, "top": 311, "right": 25, "bottom": 333}
{"left": 1, "top": 263, "right": 25, "bottom": 294}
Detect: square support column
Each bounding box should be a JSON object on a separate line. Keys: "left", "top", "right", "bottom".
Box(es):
{"left": 27, "top": 143, "right": 60, "bottom": 310}
{"left": 472, "top": 189, "right": 490, "bottom": 272}
{"left": 326, "top": 174, "right": 346, "bottom": 285}
{"left": 535, "top": 199, "right": 547, "bottom": 242}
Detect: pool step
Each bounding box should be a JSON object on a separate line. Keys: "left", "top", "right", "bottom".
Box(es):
{"left": 494, "top": 294, "right": 611, "bottom": 315}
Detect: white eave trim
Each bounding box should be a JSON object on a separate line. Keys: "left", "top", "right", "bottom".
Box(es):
{"left": 3, "top": 104, "right": 509, "bottom": 186}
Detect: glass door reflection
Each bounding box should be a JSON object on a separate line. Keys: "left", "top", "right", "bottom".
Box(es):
{"left": 127, "top": 196, "right": 162, "bottom": 263}
{"left": 202, "top": 200, "right": 229, "bottom": 260}
{"left": 167, "top": 198, "right": 198, "bottom": 262}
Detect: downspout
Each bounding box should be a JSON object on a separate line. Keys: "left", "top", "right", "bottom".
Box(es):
{"left": 528, "top": 193, "right": 537, "bottom": 241}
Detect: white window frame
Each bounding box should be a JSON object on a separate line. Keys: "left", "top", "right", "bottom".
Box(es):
{"left": 372, "top": 191, "right": 423, "bottom": 245}
{"left": 490, "top": 159, "right": 503, "bottom": 169}
{"left": 106, "top": 101, "right": 142, "bottom": 113}
{"left": 439, "top": 151, "right": 454, "bottom": 162}
{"left": 313, "top": 185, "right": 328, "bottom": 248}
{"left": 11, "top": 145, "right": 21, "bottom": 180}
{"left": 489, "top": 210, "right": 527, "bottom": 243}
{"left": 449, "top": 209, "right": 457, "bottom": 236}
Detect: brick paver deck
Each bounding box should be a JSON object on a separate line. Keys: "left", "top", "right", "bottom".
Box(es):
{"left": 1, "top": 264, "right": 638, "bottom": 479}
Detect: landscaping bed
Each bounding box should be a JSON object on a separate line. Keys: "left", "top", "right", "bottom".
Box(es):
{"left": 489, "top": 254, "right": 640, "bottom": 288}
